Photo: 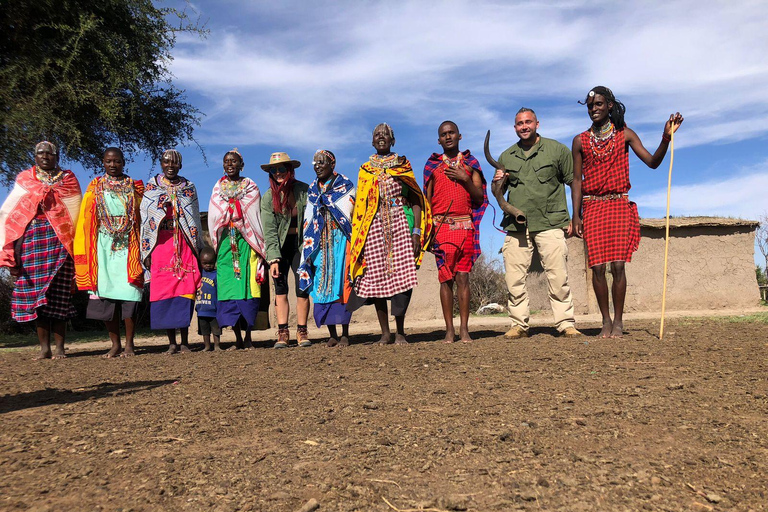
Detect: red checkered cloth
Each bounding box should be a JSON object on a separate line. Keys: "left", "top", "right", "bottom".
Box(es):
{"left": 12, "top": 215, "right": 77, "bottom": 322}
{"left": 354, "top": 178, "right": 418, "bottom": 297}
{"left": 579, "top": 128, "right": 640, "bottom": 267}
{"left": 434, "top": 225, "right": 473, "bottom": 283}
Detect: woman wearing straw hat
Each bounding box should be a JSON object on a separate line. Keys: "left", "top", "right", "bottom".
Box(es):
{"left": 261, "top": 152, "right": 310, "bottom": 348}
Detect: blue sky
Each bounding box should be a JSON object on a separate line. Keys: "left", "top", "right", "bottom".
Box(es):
{"left": 12, "top": 0, "right": 768, "bottom": 261}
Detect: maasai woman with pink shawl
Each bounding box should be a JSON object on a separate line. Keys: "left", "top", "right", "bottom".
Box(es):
{"left": 297, "top": 150, "right": 355, "bottom": 347}
{"left": 140, "top": 149, "right": 203, "bottom": 354}
{"left": 207, "top": 149, "right": 266, "bottom": 349}
{"left": 74, "top": 147, "right": 144, "bottom": 357}
{"left": 0, "top": 141, "right": 81, "bottom": 359}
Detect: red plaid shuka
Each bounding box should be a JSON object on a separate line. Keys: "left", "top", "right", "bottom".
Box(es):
{"left": 12, "top": 215, "right": 77, "bottom": 322}
{"left": 422, "top": 151, "right": 488, "bottom": 271}
{"left": 580, "top": 128, "right": 640, "bottom": 267}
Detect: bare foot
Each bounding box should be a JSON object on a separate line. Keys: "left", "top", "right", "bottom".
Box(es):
{"left": 52, "top": 348, "right": 67, "bottom": 359}
{"left": 394, "top": 334, "right": 409, "bottom": 345}
{"left": 599, "top": 319, "right": 613, "bottom": 338}
{"left": 203, "top": 344, "right": 213, "bottom": 352}
{"left": 213, "top": 344, "right": 224, "bottom": 351}
{"left": 179, "top": 345, "right": 192, "bottom": 354}
{"left": 376, "top": 334, "right": 393, "bottom": 345}
{"left": 120, "top": 348, "right": 136, "bottom": 357}
{"left": 442, "top": 330, "right": 456, "bottom": 344}
{"left": 610, "top": 321, "right": 624, "bottom": 338}
{"left": 337, "top": 336, "right": 349, "bottom": 347}
{"left": 33, "top": 351, "right": 52, "bottom": 361}
{"left": 165, "top": 344, "right": 179, "bottom": 355}
{"left": 327, "top": 337, "right": 339, "bottom": 348}
{"left": 459, "top": 331, "right": 473, "bottom": 343}
{"left": 243, "top": 340, "right": 255, "bottom": 350}
{"left": 102, "top": 345, "right": 122, "bottom": 358}
{"left": 226, "top": 345, "right": 239, "bottom": 351}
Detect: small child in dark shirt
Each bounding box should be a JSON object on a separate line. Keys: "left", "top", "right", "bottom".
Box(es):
{"left": 197, "top": 247, "right": 222, "bottom": 351}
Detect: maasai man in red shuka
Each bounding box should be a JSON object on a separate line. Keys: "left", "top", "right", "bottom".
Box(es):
{"left": 0, "top": 141, "right": 81, "bottom": 359}
{"left": 571, "top": 86, "right": 683, "bottom": 338}
{"left": 424, "top": 121, "right": 487, "bottom": 343}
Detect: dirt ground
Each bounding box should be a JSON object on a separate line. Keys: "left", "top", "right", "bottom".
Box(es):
{"left": 1, "top": 317, "right": 767, "bottom": 512}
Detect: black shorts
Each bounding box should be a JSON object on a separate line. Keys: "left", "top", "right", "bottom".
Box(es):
{"left": 86, "top": 297, "right": 139, "bottom": 321}
{"left": 197, "top": 316, "right": 222, "bottom": 336}
{"left": 273, "top": 234, "right": 309, "bottom": 298}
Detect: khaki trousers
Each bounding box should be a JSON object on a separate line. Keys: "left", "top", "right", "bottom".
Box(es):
{"left": 502, "top": 228, "right": 576, "bottom": 332}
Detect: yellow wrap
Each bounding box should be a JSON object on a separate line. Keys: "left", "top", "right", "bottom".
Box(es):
{"left": 349, "top": 156, "right": 432, "bottom": 280}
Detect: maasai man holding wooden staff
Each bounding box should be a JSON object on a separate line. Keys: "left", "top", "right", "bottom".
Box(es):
{"left": 571, "top": 86, "right": 683, "bottom": 338}
{"left": 0, "top": 141, "right": 81, "bottom": 359}
{"left": 424, "top": 121, "right": 487, "bottom": 343}
{"left": 490, "top": 109, "right": 582, "bottom": 340}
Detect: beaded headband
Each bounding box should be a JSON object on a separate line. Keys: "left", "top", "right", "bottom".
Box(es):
{"left": 373, "top": 123, "right": 395, "bottom": 140}
{"left": 35, "top": 141, "right": 58, "bottom": 155}
{"left": 225, "top": 148, "right": 244, "bottom": 167}
{"left": 313, "top": 149, "right": 336, "bottom": 168}
{"left": 161, "top": 149, "right": 182, "bottom": 166}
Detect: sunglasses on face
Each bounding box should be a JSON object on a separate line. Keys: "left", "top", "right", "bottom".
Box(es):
{"left": 269, "top": 165, "right": 291, "bottom": 175}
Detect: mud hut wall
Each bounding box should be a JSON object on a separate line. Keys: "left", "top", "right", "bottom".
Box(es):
{"left": 526, "top": 226, "right": 760, "bottom": 314}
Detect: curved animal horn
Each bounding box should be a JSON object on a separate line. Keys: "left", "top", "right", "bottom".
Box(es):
{"left": 486, "top": 130, "right": 527, "bottom": 225}
{"left": 484, "top": 130, "right": 504, "bottom": 170}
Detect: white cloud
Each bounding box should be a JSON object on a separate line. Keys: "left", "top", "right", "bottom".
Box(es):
{"left": 167, "top": 0, "right": 768, "bottom": 151}
{"left": 633, "top": 160, "right": 768, "bottom": 221}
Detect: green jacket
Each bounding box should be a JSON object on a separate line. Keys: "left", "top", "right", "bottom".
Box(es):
{"left": 497, "top": 136, "right": 573, "bottom": 233}
{"left": 260, "top": 181, "right": 308, "bottom": 262}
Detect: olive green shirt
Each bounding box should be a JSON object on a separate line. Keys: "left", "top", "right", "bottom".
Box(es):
{"left": 498, "top": 136, "right": 573, "bottom": 233}
{"left": 260, "top": 181, "right": 308, "bottom": 262}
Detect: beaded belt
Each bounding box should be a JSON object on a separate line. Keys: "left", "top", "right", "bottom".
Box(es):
{"left": 583, "top": 193, "right": 628, "bottom": 202}
{"left": 433, "top": 213, "right": 473, "bottom": 230}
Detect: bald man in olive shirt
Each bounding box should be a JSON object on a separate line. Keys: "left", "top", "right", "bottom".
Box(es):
{"left": 492, "top": 108, "right": 581, "bottom": 339}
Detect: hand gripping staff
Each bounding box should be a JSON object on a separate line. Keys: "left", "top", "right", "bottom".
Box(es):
{"left": 659, "top": 121, "right": 678, "bottom": 340}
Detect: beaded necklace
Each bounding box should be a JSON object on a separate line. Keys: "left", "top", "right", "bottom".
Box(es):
{"left": 369, "top": 154, "right": 400, "bottom": 274}
{"left": 441, "top": 153, "right": 464, "bottom": 186}
{"left": 588, "top": 121, "right": 616, "bottom": 161}
{"left": 35, "top": 167, "right": 65, "bottom": 186}
{"left": 95, "top": 174, "right": 134, "bottom": 251}
{"left": 219, "top": 177, "right": 248, "bottom": 280}
{"left": 158, "top": 176, "right": 193, "bottom": 280}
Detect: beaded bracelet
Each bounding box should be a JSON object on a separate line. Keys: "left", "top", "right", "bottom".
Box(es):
{"left": 662, "top": 133, "right": 671, "bottom": 143}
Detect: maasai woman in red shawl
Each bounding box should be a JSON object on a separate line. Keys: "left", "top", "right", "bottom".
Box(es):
{"left": 0, "top": 141, "right": 81, "bottom": 359}
{"left": 348, "top": 123, "right": 433, "bottom": 344}
{"left": 208, "top": 149, "right": 266, "bottom": 349}
{"left": 74, "top": 148, "right": 144, "bottom": 358}
{"left": 140, "top": 149, "right": 203, "bottom": 354}
{"left": 571, "top": 86, "right": 683, "bottom": 338}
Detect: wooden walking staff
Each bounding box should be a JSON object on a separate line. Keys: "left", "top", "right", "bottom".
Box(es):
{"left": 659, "top": 122, "right": 678, "bottom": 340}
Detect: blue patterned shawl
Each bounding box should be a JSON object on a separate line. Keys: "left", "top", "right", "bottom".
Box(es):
{"left": 297, "top": 173, "right": 355, "bottom": 292}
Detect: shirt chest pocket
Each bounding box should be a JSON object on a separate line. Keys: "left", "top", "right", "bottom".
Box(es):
{"left": 504, "top": 163, "right": 523, "bottom": 187}
{"left": 535, "top": 164, "right": 558, "bottom": 183}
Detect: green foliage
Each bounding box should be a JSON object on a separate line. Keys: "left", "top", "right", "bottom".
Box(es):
{"left": 756, "top": 265, "right": 767, "bottom": 286}
{"left": 0, "top": 0, "right": 206, "bottom": 184}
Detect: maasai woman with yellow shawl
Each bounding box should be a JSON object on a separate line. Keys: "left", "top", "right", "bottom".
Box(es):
{"left": 208, "top": 149, "right": 266, "bottom": 350}
{"left": 0, "top": 141, "right": 81, "bottom": 359}
{"left": 348, "top": 123, "right": 432, "bottom": 344}
{"left": 140, "top": 149, "right": 203, "bottom": 354}
{"left": 74, "top": 148, "right": 144, "bottom": 357}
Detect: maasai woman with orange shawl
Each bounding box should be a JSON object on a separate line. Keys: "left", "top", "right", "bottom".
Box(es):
{"left": 208, "top": 149, "right": 266, "bottom": 349}
{"left": 74, "top": 148, "right": 144, "bottom": 358}
{"left": 348, "top": 123, "right": 432, "bottom": 344}
{"left": 140, "top": 149, "right": 203, "bottom": 354}
{"left": 0, "top": 141, "right": 81, "bottom": 359}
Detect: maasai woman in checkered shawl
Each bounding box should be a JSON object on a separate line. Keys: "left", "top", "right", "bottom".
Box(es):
{"left": 347, "top": 124, "right": 433, "bottom": 344}
{"left": 571, "top": 86, "right": 683, "bottom": 338}
{"left": 0, "top": 141, "right": 81, "bottom": 359}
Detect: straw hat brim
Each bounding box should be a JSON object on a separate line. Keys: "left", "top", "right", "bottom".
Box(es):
{"left": 261, "top": 160, "right": 301, "bottom": 171}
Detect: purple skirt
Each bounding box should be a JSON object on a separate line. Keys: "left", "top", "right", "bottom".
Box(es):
{"left": 313, "top": 302, "right": 351, "bottom": 327}
{"left": 217, "top": 299, "right": 259, "bottom": 329}
{"left": 151, "top": 297, "right": 194, "bottom": 329}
